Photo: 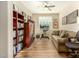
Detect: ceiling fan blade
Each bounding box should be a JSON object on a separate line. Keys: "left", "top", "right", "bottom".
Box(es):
{"left": 45, "top": 5, "right": 55, "bottom": 7}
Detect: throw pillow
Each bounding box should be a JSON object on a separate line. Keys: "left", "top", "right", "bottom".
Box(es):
{"left": 62, "top": 32, "right": 68, "bottom": 38}
{"left": 60, "top": 31, "right": 67, "bottom": 38}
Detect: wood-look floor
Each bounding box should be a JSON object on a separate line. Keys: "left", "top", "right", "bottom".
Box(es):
{"left": 16, "top": 38, "right": 67, "bottom": 58}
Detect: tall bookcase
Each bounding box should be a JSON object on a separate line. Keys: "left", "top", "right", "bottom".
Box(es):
{"left": 24, "top": 19, "right": 35, "bottom": 48}
{"left": 13, "top": 9, "right": 24, "bottom": 57}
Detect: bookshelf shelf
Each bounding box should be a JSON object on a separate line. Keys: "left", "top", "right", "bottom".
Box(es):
{"left": 18, "top": 20, "right": 24, "bottom": 23}
{"left": 13, "top": 37, "right": 16, "bottom": 39}
{"left": 18, "top": 28, "right": 24, "bottom": 30}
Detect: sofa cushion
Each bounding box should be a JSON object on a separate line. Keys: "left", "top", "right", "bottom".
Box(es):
{"left": 59, "top": 30, "right": 65, "bottom": 36}
{"left": 61, "top": 32, "right": 68, "bottom": 38}
{"left": 70, "top": 38, "right": 76, "bottom": 42}
{"left": 52, "top": 35, "right": 67, "bottom": 43}
{"left": 60, "top": 31, "right": 67, "bottom": 38}
{"left": 67, "top": 31, "right": 76, "bottom": 38}
{"left": 52, "top": 30, "right": 60, "bottom": 36}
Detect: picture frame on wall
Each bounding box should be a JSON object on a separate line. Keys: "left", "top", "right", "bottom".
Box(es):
{"left": 53, "top": 19, "right": 59, "bottom": 29}
{"left": 62, "top": 9, "right": 78, "bottom": 25}
{"left": 66, "top": 10, "right": 78, "bottom": 24}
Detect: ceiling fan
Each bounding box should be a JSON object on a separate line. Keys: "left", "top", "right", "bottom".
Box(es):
{"left": 44, "top": 5, "right": 55, "bottom": 11}
{"left": 39, "top": 1, "right": 55, "bottom": 11}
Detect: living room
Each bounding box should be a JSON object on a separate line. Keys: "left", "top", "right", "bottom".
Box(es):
{"left": 0, "top": 1, "right": 79, "bottom": 58}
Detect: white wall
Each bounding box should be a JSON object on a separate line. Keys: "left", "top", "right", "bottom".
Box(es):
{"left": 0, "top": 1, "right": 9, "bottom": 57}
{"left": 59, "top": 2, "right": 79, "bottom": 32}
{"left": 7, "top": 2, "right": 13, "bottom": 58}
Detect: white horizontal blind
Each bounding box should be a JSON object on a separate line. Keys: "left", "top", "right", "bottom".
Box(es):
{"left": 39, "top": 16, "right": 52, "bottom": 26}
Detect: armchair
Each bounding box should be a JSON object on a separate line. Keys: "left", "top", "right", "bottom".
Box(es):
{"left": 65, "top": 31, "right": 79, "bottom": 58}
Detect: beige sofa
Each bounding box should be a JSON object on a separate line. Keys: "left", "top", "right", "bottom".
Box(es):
{"left": 51, "top": 30, "right": 76, "bottom": 53}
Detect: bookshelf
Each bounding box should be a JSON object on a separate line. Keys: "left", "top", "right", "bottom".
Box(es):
{"left": 24, "top": 19, "right": 35, "bottom": 48}
{"left": 13, "top": 9, "right": 24, "bottom": 57}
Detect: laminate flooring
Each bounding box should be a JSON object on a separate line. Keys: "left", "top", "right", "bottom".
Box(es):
{"left": 16, "top": 38, "right": 67, "bottom": 58}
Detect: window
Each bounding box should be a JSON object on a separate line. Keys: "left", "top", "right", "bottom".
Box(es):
{"left": 39, "top": 16, "right": 52, "bottom": 30}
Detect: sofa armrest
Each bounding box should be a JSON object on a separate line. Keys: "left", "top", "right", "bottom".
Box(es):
{"left": 58, "top": 38, "right": 67, "bottom": 43}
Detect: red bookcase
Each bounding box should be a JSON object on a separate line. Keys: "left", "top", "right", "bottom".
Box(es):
{"left": 13, "top": 9, "right": 24, "bottom": 57}
{"left": 24, "top": 20, "right": 35, "bottom": 48}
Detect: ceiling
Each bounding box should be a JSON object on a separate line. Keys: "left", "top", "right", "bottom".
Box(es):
{"left": 21, "top": 1, "right": 76, "bottom": 14}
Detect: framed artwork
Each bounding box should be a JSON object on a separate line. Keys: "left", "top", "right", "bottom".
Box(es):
{"left": 53, "top": 20, "right": 59, "bottom": 29}
{"left": 66, "top": 10, "right": 78, "bottom": 24}
{"left": 62, "top": 9, "right": 78, "bottom": 25}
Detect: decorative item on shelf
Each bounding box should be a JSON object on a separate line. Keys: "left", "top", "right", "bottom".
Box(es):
{"left": 17, "top": 43, "right": 23, "bottom": 52}
{"left": 19, "top": 36, "right": 23, "bottom": 42}
{"left": 18, "top": 22, "right": 24, "bottom": 29}
{"left": 23, "top": 12, "right": 27, "bottom": 22}
{"left": 17, "top": 44, "right": 20, "bottom": 52}
{"left": 28, "top": 15, "right": 31, "bottom": 20}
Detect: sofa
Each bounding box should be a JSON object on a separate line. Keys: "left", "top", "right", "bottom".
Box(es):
{"left": 51, "top": 30, "right": 76, "bottom": 53}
